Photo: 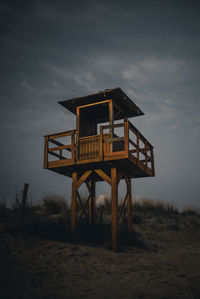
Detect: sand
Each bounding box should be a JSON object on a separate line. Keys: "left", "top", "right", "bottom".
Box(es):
{"left": 0, "top": 216, "right": 200, "bottom": 299}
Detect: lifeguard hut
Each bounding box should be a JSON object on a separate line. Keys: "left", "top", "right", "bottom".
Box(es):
{"left": 44, "top": 88, "right": 155, "bottom": 250}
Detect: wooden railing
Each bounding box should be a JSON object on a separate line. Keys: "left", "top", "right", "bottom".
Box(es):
{"left": 44, "top": 121, "right": 154, "bottom": 175}
{"left": 102, "top": 122, "right": 125, "bottom": 153}
{"left": 44, "top": 130, "right": 75, "bottom": 168}
{"left": 127, "top": 121, "right": 154, "bottom": 175}
{"left": 78, "top": 135, "right": 100, "bottom": 161}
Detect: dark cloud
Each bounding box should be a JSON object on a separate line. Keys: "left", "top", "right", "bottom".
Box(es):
{"left": 0, "top": 0, "right": 200, "bottom": 208}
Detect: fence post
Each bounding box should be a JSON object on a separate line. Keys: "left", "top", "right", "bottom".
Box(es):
{"left": 18, "top": 183, "right": 29, "bottom": 226}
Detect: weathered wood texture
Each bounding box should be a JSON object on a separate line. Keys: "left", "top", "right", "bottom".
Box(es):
{"left": 44, "top": 120, "right": 154, "bottom": 178}
{"left": 44, "top": 90, "right": 154, "bottom": 251}
{"left": 71, "top": 172, "right": 77, "bottom": 230}
{"left": 111, "top": 167, "right": 118, "bottom": 251}
{"left": 69, "top": 167, "right": 132, "bottom": 251}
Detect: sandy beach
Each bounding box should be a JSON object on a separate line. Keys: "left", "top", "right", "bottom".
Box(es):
{"left": 1, "top": 212, "right": 200, "bottom": 299}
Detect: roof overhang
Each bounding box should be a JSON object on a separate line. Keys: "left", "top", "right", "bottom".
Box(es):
{"left": 58, "top": 87, "right": 144, "bottom": 121}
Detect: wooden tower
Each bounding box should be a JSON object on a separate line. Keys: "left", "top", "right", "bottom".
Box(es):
{"left": 44, "top": 88, "right": 155, "bottom": 251}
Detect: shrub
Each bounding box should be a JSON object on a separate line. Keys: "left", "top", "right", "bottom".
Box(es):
{"left": 43, "top": 194, "right": 67, "bottom": 215}
{"left": 182, "top": 205, "right": 199, "bottom": 216}
{"left": 132, "top": 198, "right": 177, "bottom": 215}
{"left": 0, "top": 200, "right": 7, "bottom": 217}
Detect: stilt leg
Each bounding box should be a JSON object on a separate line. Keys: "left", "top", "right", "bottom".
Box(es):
{"left": 126, "top": 176, "right": 132, "bottom": 232}
{"left": 88, "top": 178, "right": 96, "bottom": 225}
{"left": 111, "top": 167, "right": 118, "bottom": 251}
{"left": 71, "top": 172, "right": 77, "bottom": 230}
{"left": 91, "top": 178, "right": 96, "bottom": 224}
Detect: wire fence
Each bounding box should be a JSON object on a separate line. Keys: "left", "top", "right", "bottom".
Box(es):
{"left": 0, "top": 183, "right": 50, "bottom": 208}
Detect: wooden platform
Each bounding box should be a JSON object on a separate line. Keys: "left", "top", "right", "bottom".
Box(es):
{"left": 44, "top": 120, "right": 155, "bottom": 179}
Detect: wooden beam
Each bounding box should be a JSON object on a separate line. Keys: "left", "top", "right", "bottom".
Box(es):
{"left": 136, "top": 134, "right": 139, "bottom": 162}
{"left": 128, "top": 121, "right": 153, "bottom": 149}
{"left": 86, "top": 179, "right": 96, "bottom": 224}
{"left": 44, "top": 136, "right": 48, "bottom": 169}
{"left": 117, "top": 170, "right": 124, "bottom": 186}
{"left": 124, "top": 120, "right": 129, "bottom": 154}
{"left": 76, "top": 170, "right": 92, "bottom": 189}
{"left": 78, "top": 99, "right": 109, "bottom": 109}
{"left": 151, "top": 148, "right": 155, "bottom": 176}
{"left": 103, "top": 137, "right": 124, "bottom": 143}
{"left": 48, "top": 145, "right": 71, "bottom": 152}
{"left": 77, "top": 191, "right": 88, "bottom": 219}
{"left": 95, "top": 169, "right": 111, "bottom": 185}
{"left": 78, "top": 194, "right": 91, "bottom": 220}
{"left": 99, "top": 125, "right": 103, "bottom": 160}
{"left": 48, "top": 151, "right": 65, "bottom": 160}
{"left": 129, "top": 139, "right": 138, "bottom": 148}
{"left": 111, "top": 167, "right": 118, "bottom": 251}
{"left": 71, "top": 131, "right": 75, "bottom": 163}
{"left": 48, "top": 130, "right": 75, "bottom": 139}
{"left": 102, "top": 123, "right": 124, "bottom": 129}
{"left": 49, "top": 139, "right": 64, "bottom": 147}
{"left": 109, "top": 99, "right": 114, "bottom": 152}
{"left": 125, "top": 175, "right": 132, "bottom": 233}
{"left": 76, "top": 106, "right": 80, "bottom": 161}
{"left": 71, "top": 172, "right": 77, "bottom": 230}
{"left": 118, "top": 192, "right": 128, "bottom": 222}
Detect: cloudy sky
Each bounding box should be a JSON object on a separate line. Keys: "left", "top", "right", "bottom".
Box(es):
{"left": 0, "top": 0, "right": 200, "bottom": 209}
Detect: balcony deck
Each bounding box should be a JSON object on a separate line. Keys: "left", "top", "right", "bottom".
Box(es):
{"left": 44, "top": 121, "right": 155, "bottom": 179}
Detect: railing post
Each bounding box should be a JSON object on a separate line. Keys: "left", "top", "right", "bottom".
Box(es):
{"left": 76, "top": 130, "right": 79, "bottom": 162}
{"left": 71, "top": 131, "right": 75, "bottom": 163}
{"left": 109, "top": 99, "right": 114, "bottom": 153}
{"left": 124, "top": 120, "right": 129, "bottom": 156}
{"left": 44, "top": 136, "right": 48, "bottom": 169}
{"left": 100, "top": 125, "right": 103, "bottom": 160}
{"left": 145, "top": 141, "right": 148, "bottom": 171}
{"left": 136, "top": 134, "right": 139, "bottom": 163}
{"left": 150, "top": 148, "right": 155, "bottom": 176}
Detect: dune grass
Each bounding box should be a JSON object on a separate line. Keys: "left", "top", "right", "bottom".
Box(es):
{"left": 0, "top": 194, "right": 199, "bottom": 249}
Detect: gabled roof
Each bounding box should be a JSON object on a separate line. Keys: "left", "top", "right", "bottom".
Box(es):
{"left": 58, "top": 87, "right": 144, "bottom": 120}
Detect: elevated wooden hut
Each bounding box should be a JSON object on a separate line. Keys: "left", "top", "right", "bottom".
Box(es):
{"left": 44, "top": 88, "right": 155, "bottom": 250}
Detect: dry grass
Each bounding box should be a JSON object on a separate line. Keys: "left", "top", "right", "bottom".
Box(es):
{"left": 131, "top": 198, "right": 178, "bottom": 215}
{"left": 43, "top": 194, "right": 68, "bottom": 215}
{"left": 1, "top": 195, "right": 200, "bottom": 299}
{"left": 182, "top": 205, "right": 200, "bottom": 215}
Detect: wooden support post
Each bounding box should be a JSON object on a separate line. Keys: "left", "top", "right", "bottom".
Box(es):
{"left": 99, "top": 125, "right": 103, "bottom": 160}
{"left": 124, "top": 120, "right": 129, "bottom": 155}
{"left": 71, "top": 172, "right": 77, "bottom": 230}
{"left": 76, "top": 107, "right": 80, "bottom": 161}
{"left": 111, "top": 167, "right": 118, "bottom": 251}
{"left": 71, "top": 131, "right": 75, "bottom": 163}
{"left": 18, "top": 183, "right": 29, "bottom": 226}
{"left": 125, "top": 175, "right": 132, "bottom": 233}
{"left": 151, "top": 148, "right": 155, "bottom": 176}
{"left": 89, "top": 178, "right": 96, "bottom": 224}
{"left": 136, "top": 134, "right": 139, "bottom": 163}
{"left": 109, "top": 99, "right": 114, "bottom": 153}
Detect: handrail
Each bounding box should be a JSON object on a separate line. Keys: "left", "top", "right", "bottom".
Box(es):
{"left": 128, "top": 121, "right": 153, "bottom": 149}
{"left": 127, "top": 121, "right": 154, "bottom": 174}
{"left": 102, "top": 123, "right": 124, "bottom": 129}
{"left": 44, "top": 129, "right": 76, "bottom": 138}
{"left": 79, "top": 134, "right": 99, "bottom": 140}
{"left": 44, "top": 121, "right": 154, "bottom": 176}
{"left": 44, "top": 130, "right": 76, "bottom": 168}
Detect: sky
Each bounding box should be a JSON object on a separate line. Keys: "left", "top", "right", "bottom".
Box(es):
{"left": 0, "top": 0, "right": 200, "bottom": 209}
